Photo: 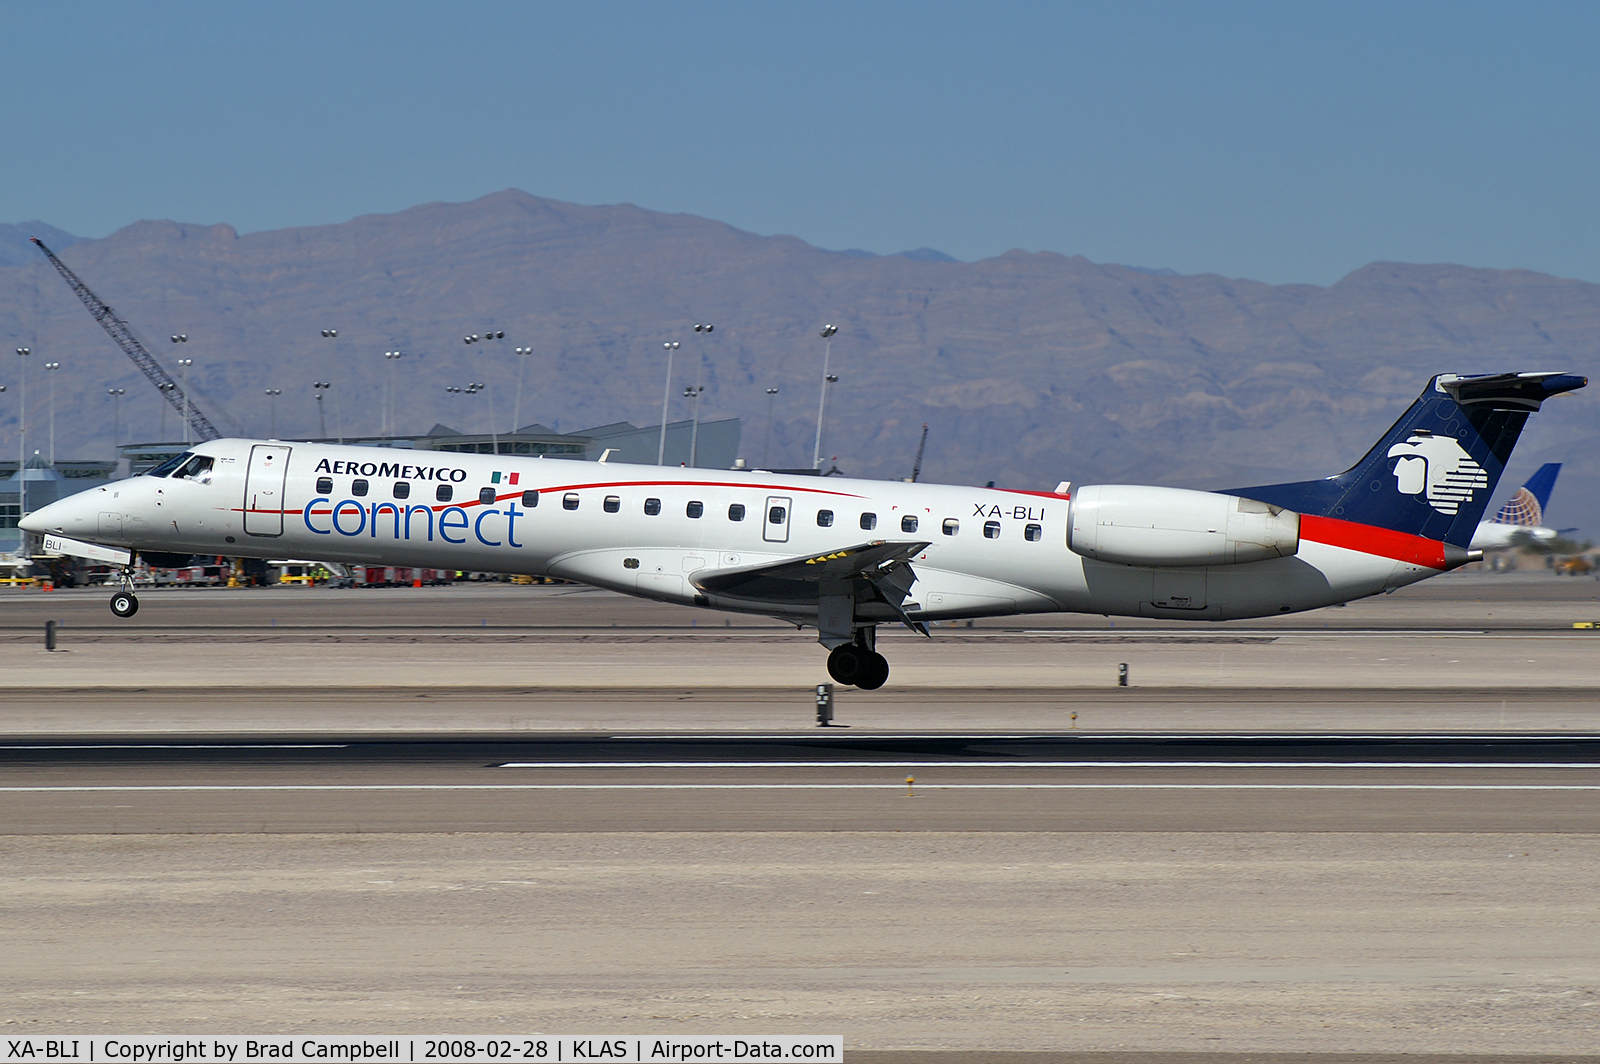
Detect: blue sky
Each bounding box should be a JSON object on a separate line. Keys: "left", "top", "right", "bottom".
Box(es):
{"left": 6, "top": 0, "right": 1599, "bottom": 285}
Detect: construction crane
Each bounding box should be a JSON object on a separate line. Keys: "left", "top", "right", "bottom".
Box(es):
{"left": 30, "top": 237, "right": 221, "bottom": 443}
{"left": 908, "top": 422, "right": 929, "bottom": 483}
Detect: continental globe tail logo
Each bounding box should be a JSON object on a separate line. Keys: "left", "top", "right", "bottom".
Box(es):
{"left": 1387, "top": 432, "right": 1489, "bottom": 515}
{"left": 1496, "top": 486, "right": 1543, "bottom": 527}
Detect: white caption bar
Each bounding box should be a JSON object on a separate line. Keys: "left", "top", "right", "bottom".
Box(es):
{"left": 0, "top": 1037, "right": 843, "bottom": 1064}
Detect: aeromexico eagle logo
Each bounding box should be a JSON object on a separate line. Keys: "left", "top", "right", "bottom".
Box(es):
{"left": 1387, "top": 433, "right": 1489, "bottom": 515}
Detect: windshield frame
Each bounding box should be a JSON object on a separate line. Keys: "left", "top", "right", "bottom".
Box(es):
{"left": 143, "top": 451, "right": 195, "bottom": 478}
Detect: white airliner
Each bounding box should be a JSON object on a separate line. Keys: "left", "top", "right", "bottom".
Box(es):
{"left": 19, "top": 371, "right": 1585, "bottom": 689}
{"left": 1468, "top": 462, "right": 1564, "bottom": 550}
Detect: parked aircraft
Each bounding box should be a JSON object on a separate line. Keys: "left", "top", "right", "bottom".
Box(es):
{"left": 19, "top": 371, "right": 1585, "bottom": 689}
{"left": 1469, "top": 462, "right": 1564, "bottom": 549}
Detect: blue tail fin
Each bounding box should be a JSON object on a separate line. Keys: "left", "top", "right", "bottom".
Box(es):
{"left": 1232, "top": 372, "right": 1586, "bottom": 547}
{"left": 1492, "top": 462, "right": 1561, "bottom": 526}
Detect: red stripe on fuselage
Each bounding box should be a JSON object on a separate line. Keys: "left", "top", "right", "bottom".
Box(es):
{"left": 1299, "top": 514, "right": 1448, "bottom": 569}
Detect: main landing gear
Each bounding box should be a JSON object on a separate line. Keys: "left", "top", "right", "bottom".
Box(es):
{"left": 108, "top": 569, "right": 139, "bottom": 618}
{"left": 827, "top": 639, "right": 889, "bottom": 690}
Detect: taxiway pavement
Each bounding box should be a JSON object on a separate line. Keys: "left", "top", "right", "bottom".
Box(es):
{"left": 2, "top": 574, "right": 1599, "bottom": 1057}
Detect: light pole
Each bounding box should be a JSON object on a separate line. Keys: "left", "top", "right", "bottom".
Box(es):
{"left": 15, "top": 347, "right": 28, "bottom": 512}
{"left": 683, "top": 384, "right": 705, "bottom": 467}
{"left": 263, "top": 389, "right": 281, "bottom": 437}
{"left": 169, "top": 334, "right": 189, "bottom": 445}
{"left": 43, "top": 362, "right": 61, "bottom": 466}
{"left": 158, "top": 382, "right": 175, "bottom": 441}
{"left": 469, "top": 382, "right": 487, "bottom": 444}
{"left": 463, "top": 331, "right": 502, "bottom": 454}
{"left": 656, "top": 341, "right": 679, "bottom": 465}
{"left": 320, "top": 330, "right": 346, "bottom": 444}
{"left": 762, "top": 387, "right": 779, "bottom": 468}
{"left": 689, "top": 323, "right": 714, "bottom": 468}
{"left": 176, "top": 356, "right": 193, "bottom": 447}
{"left": 813, "top": 324, "right": 838, "bottom": 470}
{"left": 312, "top": 381, "right": 331, "bottom": 439}
{"left": 445, "top": 383, "right": 483, "bottom": 434}
{"left": 383, "top": 351, "right": 403, "bottom": 437}
{"left": 107, "top": 388, "right": 125, "bottom": 473}
{"left": 513, "top": 347, "right": 533, "bottom": 433}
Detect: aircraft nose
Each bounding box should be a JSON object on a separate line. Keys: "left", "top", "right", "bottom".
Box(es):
{"left": 18, "top": 495, "right": 91, "bottom": 535}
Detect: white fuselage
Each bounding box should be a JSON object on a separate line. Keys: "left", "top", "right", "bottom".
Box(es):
{"left": 31, "top": 439, "right": 1442, "bottom": 625}
{"left": 1469, "top": 520, "right": 1558, "bottom": 550}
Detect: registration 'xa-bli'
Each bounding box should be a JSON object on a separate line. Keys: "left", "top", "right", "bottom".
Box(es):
{"left": 20, "top": 371, "right": 1585, "bottom": 690}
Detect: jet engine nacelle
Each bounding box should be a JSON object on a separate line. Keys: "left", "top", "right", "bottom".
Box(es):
{"left": 1068, "top": 485, "right": 1300, "bottom": 567}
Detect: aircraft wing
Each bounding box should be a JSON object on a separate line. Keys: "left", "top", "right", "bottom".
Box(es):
{"left": 692, "top": 539, "right": 930, "bottom": 603}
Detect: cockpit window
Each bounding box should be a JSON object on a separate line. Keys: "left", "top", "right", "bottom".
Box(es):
{"left": 173, "top": 454, "right": 215, "bottom": 482}
{"left": 145, "top": 452, "right": 194, "bottom": 478}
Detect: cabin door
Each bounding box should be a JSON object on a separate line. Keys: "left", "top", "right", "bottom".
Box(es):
{"left": 243, "top": 444, "right": 291, "bottom": 537}
{"left": 763, "top": 496, "right": 792, "bottom": 543}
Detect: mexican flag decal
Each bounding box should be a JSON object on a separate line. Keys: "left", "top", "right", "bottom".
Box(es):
{"left": 490, "top": 471, "right": 521, "bottom": 485}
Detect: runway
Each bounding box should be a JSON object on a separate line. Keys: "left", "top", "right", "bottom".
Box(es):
{"left": 4, "top": 732, "right": 1600, "bottom": 833}
{"left": 2, "top": 574, "right": 1599, "bottom": 1055}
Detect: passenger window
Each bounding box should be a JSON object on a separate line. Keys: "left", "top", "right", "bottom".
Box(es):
{"left": 860, "top": 513, "right": 877, "bottom": 530}
{"left": 728, "top": 503, "right": 746, "bottom": 522}
{"left": 563, "top": 493, "right": 580, "bottom": 510}
{"left": 522, "top": 489, "right": 539, "bottom": 508}
{"left": 394, "top": 481, "right": 410, "bottom": 500}
{"left": 604, "top": 495, "right": 621, "bottom": 513}
{"left": 942, "top": 518, "right": 959, "bottom": 536}
{"left": 984, "top": 520, "right": 1001, "bottom": 539}
{"left": 686, "top": 500, "right": 704, "bottom": 519}
{"left": 352, "top": 479, "right": 369, "bottom": 497}
{"left": 644, "top": 497, "right": 662, "bottom": 516}
{"left": 817, "top": 510, "right": 834, "bottom": 527}
{"left": 769, "top": 505, "right": 787, "bottom": 524}
{"left": 901, "top": 515, "right": 918, "bottom": 533}
{"left": 479, "top": 486, "right": 496, "bottom": 505}
{"left": 436, "top": 484, "right": 453, "bottom": 503}
{"left": 316, "top": 476, "right": 334, "bottom": 494}
{"left": 1025, "top": 523, "right": 1042, "bottom": 542}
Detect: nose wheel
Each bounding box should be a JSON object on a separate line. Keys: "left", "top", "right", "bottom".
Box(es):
{"left": 827, "top": 643, "right": 890, "bottom": 690}
{"left": 109, "top": 590, "right": 139, "bottom": 618}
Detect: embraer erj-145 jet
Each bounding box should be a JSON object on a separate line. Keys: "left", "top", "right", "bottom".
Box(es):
{"left": 20, "top": 371, "right": 1585, "bottom": 689}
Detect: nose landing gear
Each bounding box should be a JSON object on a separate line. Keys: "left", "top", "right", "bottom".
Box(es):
{"left": 108, "top": 568, "right": 139, "bottom": 618}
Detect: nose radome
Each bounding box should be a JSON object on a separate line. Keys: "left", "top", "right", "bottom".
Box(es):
{"left": 18, "top": 494, "right": 95, "bottom": 535}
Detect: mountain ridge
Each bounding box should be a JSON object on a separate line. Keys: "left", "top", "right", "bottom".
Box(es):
{"left": 2, "top": 188, "right": 1596, "bottom": 533}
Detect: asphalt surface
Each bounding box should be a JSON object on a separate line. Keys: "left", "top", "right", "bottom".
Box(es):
{"left": 3, "top": 574, "right": 1599, "bottom": 1055}
{"left": 4, "top": 731, "right": 1599, "bottom": 834}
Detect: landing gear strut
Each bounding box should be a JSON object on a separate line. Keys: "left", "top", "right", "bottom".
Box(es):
{"left": 827, "top": 637, "right": 889, "bottom": 690}
{"left": 108, "top": 568, "right": 139, "bottom": 618}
